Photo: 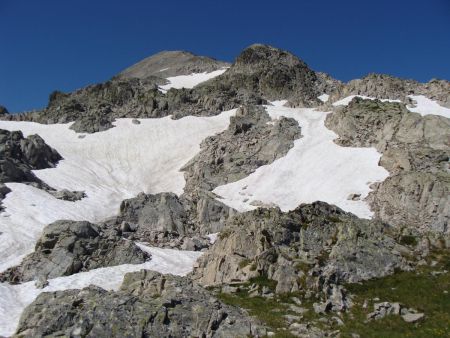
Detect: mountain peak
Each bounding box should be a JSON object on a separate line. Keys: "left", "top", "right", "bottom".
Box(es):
{"left": 117, "top": 50, "right": 229, "bottom": 79}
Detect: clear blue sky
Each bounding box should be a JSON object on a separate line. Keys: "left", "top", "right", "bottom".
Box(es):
{"left": 1, "top": 0, "right": 449, "bottom": 113}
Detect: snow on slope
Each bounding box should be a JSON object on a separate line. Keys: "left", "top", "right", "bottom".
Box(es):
{"left": 318, "top": 93, "right": 330, "bottom": 102}
{"left": 213, "top": 103, "right": 390, "bottom": 219}
{"left": 159, "top": 68, "right": 228, "bottom": 92}
{"left": 332, "top": 95, "right": 401, "bottom": 106}
{"left": 407, "top": 95, "right": 450, "bottom": 118}
{"left": 0, "top": 111, "right": 235, "bottom": 273}
{"left": 0, "top": 244, "right": 202, "bottom": 337}
{"left": 332, "top": 95, "right": 450, "bottom": 119}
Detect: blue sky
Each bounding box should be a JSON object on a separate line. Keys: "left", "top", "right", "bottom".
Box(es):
{"left": 1, "top": 0, "right": 449, "bottom": 112}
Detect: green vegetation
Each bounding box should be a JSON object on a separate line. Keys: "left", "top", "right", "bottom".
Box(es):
{"left": 217, "top": 250, "right": 450, "bottom": 338}
{"left": 399, "top": 235, "right": 418, "bottom": 247}
{"left": 340, "top": 250, "right": 450, "bottom": 337}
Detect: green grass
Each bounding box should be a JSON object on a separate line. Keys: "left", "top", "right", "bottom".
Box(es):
{"left": 340, "top": 250, "right": 450, "bottom": 338}
{"left": 217, "top": 250, "right": 450, "bottom": 338}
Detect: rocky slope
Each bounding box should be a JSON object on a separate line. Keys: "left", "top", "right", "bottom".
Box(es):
{"left": 0, "top": 220, "right": 149, "bottom": 284}
{"left": 0, "top": 44, "right": 339, "bottom": 133}
{"left": 0, "top": 128, "right": 63, "bottom": 209}
{"left": 326, "top": 98, "right": 450, "bottom": 233}
{"left": 0, "top": 44, "right": 449, "bottom": 337}
{"left": 192, "top": 202, "right": 411, "bottom": 305}
{"left": 327, "top": 73, "right": 450, "bottom": 107}
{"left": 14, "top": 270, "right": 265, "bottom": 338}
{"left": 117, "top": 50, "right": 230, "bottom": 79}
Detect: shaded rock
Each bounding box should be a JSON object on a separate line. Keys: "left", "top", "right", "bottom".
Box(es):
{"left": 14, "top": 270, "right": 265, "bottom": 338}
{"left": 0, "top": 220, "right": 149, "bottom": 283}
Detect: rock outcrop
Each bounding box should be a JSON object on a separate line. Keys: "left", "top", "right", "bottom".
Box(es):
{"left": 14, "top": 270, "right": 265, "bottom": 338}
{"left": 0, "top": 220, "right": 149, "bottom": 283}
{"left": 326, "top": 98, "right": 450, "bottom": 233}
{"left": 0, "top": 129, "right": 63, "bottom": 207}
{"left": 182, "top": 104, "right": 301, "bottom": 191}
{"left": 1, "top": 45, "right": 338, "bottom": 133}
{"left": 329, "top": 74, "right": 450, "bottom": 108}
{"left": 192, "top": 202, "right": 410, "bottom": 304}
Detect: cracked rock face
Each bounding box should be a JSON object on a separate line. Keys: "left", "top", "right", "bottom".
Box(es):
{"left": 14, "top": 270, "right": 265, "bottom": 338}
{"left": 182, "top": 104, "right": 301, "bottom": 192}
{"left": 0, "top": 220, "right": 149, "bottom": 283}
{"left": 191, "top": 202, "right": 410, "bottom": 295}
{"left": 326, "top": 98, "right": 450, "bottom": 233}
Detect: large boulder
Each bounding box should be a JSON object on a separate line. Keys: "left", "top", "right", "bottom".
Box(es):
{"left": 192, "top": 202, "right": 410, "bottom": 294}
{"left": 14, "top": 270, "right": 265, "bottom": 338}
{"left": 0, "top": 220, "right": 149, "bottom": 283}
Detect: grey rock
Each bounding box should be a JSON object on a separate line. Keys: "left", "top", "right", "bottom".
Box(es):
{"left": 117, "top": 50, "right": 230, "bottom": 80}
{"left": 402, "top": 313, "right": 425, "bottom": 323}
{"left": 14, "top": 270, "right": 265, "bottom": 338}
{"left": 49, "top": 189, "right": 86, "bottom": 201}
{"left": 192, "top": 202, "right": 409, "bottom": 307}
{"left": 118, "top": 192, "right": 188, "bottom": 236}
{"left": 0, "top": 220, "right": 149, "bottom": 283}
{"left": 326, "top": 98, "right": 450, "bottom": 233}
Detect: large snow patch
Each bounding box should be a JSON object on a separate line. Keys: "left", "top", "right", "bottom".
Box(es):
{"left": 213, "top": 104, "right": 390, "bottom": 218}
{"left": 0, "top": 111, "right": 234, "bottom": 273}
{"left": 0, "top": 244, "right": 202, "bottom": 337}
{"left": 159, "top": 68, "right": 227, "bottom": 92}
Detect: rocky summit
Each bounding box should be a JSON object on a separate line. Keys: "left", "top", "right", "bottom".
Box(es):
{"left": 0, "top": 44, "right": 449, "bottom": 337}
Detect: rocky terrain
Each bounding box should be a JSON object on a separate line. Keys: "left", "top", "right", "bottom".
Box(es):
{"left": 0, "top": 44, "right": 449, "bottom": 337}
{"left": 326, "top": 98, "right": 450, "bottom": 234}
{"left": 14, "top": 270, "right": 266, "bottom": 338}
{"left": 0, "top": 220, "right": 149, "bottom": 284}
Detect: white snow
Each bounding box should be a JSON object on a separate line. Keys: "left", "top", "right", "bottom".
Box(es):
{"left": 206, "top": 233, "right": 219, "bottom": 244}
{"left": 0, "top": 244, "right": 202, "bottom": 337}
{"left": 407, "top": 95, "right": 450, "bottom": 119}
{"left": 0, "top": 111, "right": 235, "bottom": 273}
{"left": 332, "top": 95, "right": 401, "bottom": 106}
{"left": 213, "top": 105, "right": 389, "bottom": 218}
{"left": 159, "top": 68, "right": 228, "bottom": 92}
{"left": 318, "top": 94, "right": 330, "bottom": 102}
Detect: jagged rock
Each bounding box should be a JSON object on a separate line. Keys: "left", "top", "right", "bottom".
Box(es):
{"left": 182, "top": 105, "right": 301, "bottom": 191}
{"left": 0, "top": 129, "right": 62, "bottom": 207}
{"left": 0, "top": 129, "right": 61, "bottom": 184}
{"left": 118, "top": 192, "right": 188, "bottom": 235}
{"left": 14, "top": 270, "right": 265, "bottom": 338}
{"left": 0, "top": 105, "right": 9, "bottom": 116}
{"left": 192, "top": 202, "right": 410, "bottom": 303}
{"left": 329, "top": 73, "right": 450, "bottom": 107}
{"left": 2, "top": 45, "right": 336, "bottom": 132}
{"left": 49, "top": 189, "right": 86, "bottom": 201}
{"left": 0, "top": 220, "right": 149, "bottom": 283}
{"left": 367, "top": 302, "right": 402, "bottom": 320}
{"left": 326, "top": 98, "right": 450, "bottom": 233}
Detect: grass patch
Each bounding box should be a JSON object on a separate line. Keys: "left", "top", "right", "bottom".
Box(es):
{"left": 340, "top": 250, "right": 450, "bottom": 337}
